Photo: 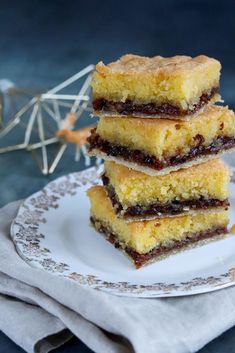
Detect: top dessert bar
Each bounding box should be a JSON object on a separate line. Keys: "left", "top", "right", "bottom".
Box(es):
{"left": 92, "top": 54, "right": 221, "bottom": 120}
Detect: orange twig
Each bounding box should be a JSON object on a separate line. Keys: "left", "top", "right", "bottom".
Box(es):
{"left": 56, "top": 124, "right": 95, "bottom": 145}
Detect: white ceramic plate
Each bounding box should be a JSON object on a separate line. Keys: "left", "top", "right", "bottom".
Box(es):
{"left": 11, "top": 166, "right": 235, "bottom": 298}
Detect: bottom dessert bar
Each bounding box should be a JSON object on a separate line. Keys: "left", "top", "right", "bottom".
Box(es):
{"left": 87, "top": 186, "right": 229, "bottom": 268}
{"left": 91, "top": 217, "right": 227, "bottom": 268}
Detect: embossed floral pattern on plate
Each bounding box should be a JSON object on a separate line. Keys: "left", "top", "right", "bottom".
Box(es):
{"left": 11, "top": 165, "right": 235, "bottom": 297}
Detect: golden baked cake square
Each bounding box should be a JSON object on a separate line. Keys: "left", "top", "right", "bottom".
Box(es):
{"left": 102, "top": 159, "right": 230, "bottom": 221}
{"left": 92, "top": 54, "right": 221, "bottom": 120}
{"left": 88, "top": 105, "right": 235, "bottom": 176}
{"left": 87, "top": 186, "right": 229, "bottom": 268}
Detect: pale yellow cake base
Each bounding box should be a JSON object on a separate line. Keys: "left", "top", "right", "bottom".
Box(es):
{"left": 120, "top": 208, "right": 228, "bottom": 223}
{"left": 87, "top": 186, "right": 229, "bottom": 255}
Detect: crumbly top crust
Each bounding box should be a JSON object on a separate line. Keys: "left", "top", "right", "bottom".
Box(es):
{"left": 96, "top": 54, "right": 221, "bottom": 75}
{"left": 104, "top": 158, "right": 230, "bottom": 182}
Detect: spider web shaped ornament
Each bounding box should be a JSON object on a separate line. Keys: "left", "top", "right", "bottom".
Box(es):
{"left": 0, "top": 65, "right": 96, "bottom": 174}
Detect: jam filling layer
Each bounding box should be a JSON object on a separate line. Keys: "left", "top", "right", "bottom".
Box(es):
{"left": 102, "top": 174, "right": 229, "bottom": 218}
{"left": 93, "top": 87, "right": 218, "bottom": 117}
{"left": 90, "top": 217, "right": 227, "bottom": 268}
{"left": 88, "top": 131, "right": 235, "bottom": 171}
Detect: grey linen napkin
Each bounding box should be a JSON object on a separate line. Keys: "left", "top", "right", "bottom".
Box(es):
{"left": 1, "top": 201, "right": 235, "bottom": 353}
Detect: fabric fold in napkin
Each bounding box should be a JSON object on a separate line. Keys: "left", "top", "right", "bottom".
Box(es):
{"left": 0, "top": 290, "right": 72, "bottom": 353}
{"left": 1, "top": 200, "right": 235, "bottom": 353}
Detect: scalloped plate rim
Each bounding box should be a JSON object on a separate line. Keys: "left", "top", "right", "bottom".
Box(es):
{"left": 10, "top": 165, "right": 235, "bottom": 298}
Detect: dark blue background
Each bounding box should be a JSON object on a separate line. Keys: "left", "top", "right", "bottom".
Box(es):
{"left": 1, "top": 0, "right": 235, "bottom": 352}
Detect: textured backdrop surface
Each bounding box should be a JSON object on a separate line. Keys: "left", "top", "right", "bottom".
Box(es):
{"left": 0, "top": 1, "right": 235, "bottom": 352}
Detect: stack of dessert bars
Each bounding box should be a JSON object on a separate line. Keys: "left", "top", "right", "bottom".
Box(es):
{"left": 87, "top": 54, "right": 235, "bottom": 268}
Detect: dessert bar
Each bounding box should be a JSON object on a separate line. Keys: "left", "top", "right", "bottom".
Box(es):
{"left": 88, "top": 105, "right": 235, "bottom": 176}
{"left": 92, "top": 54, "right": 221, "bottom": 120}
{"left": 103, "top": 159, "right": 230, "bottom": 220}
{"left": 87, "top": 186, "right": 229, "bottom": 268}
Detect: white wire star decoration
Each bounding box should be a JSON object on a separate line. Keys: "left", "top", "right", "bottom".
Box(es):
{"left": 0, "top": 64, "right": 98, "bottom": 174}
